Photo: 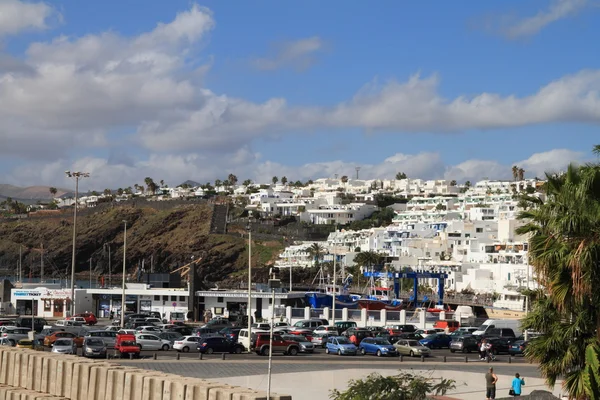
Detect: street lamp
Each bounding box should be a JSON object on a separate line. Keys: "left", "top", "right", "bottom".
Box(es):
{"left": 121, "top": 220, "right": 127, "bottom": 328}
{"left": 267, "top": 268, "right": 281, "bottom": 400}
{"left": 65, "top": 170, "right": 90, "bottom": 316}
{"left": 246, "top": 216, "right": 252, "bottom": 353}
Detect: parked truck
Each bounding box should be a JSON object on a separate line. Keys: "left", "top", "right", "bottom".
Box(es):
{"left": 114, "top": 334, "right": 140, "bottom": 358}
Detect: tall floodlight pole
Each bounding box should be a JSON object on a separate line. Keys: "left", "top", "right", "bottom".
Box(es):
{"left": 267, "top": 268, "right": 280, "bottom": 400}
{"left": 121, "top": 220, "right": 128, "bottom": 328}
{"left": 247, "top": 216, "right": 252, "bottom": 352}
{"left": 332, "top": 246, "right": 337, "bottom": 326}
{"left": 65, "top": 170, "right": 90, "bottom": 316}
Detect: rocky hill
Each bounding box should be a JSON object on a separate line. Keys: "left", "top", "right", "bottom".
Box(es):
{"left": 0, "top": 203, "right": 288, "bottom": 289}
{"left": 0, "top": 184, "right": 70, "bottom": 202}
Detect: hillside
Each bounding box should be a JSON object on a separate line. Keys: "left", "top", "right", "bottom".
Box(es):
{"left": 0, "top": 204, "right": 287, "bottom": 289}
{"left": 0, "top": 184, "right": 70, "bottom": 202}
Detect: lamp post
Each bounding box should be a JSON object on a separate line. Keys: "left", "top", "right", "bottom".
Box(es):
{"left": 104, "top": 243, "right": 111, "bottom": 288}
{"left": 246, "top": 216, "right": 252, "bottom": 353}
{"left": 65, "top": 170, "right": 90, "bottom": 316}
{"left": 332, "top": 247, "right": 337, "bottom": 326}
{"left": 121, "top": 220, "right": 127, "bottom": 328}
{"left": 267, "top": 268, "right": 281, "bottom": 400}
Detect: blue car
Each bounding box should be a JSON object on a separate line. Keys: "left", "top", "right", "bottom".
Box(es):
{"left": 358, "top": 337, "right": 397, "bottom": 357}
{"left": 325, "top": 336, "right": 358, "bottom": 356}
{"left": 419, "top": 334, "right": 452, "bottom": 349}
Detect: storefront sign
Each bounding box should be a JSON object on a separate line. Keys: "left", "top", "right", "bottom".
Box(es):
{"left": 14, "top": 290, "right": 41, "bottom": 297}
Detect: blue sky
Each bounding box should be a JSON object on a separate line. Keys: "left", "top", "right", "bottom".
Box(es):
{"left": 0, "top": 0, "right": 598, "bottom": 190}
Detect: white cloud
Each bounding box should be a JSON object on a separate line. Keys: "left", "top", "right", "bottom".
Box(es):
{"left": 252, "top": 36, "right": 324, "bottom": 71}
{"left": 503, "top": 0, "right": 588, "bottom": 39}
{"left": 1, "top": 148, "right": 586, "bottom": 191}
{"left": 0, "top": 0, "right": 57, "bottom": 36}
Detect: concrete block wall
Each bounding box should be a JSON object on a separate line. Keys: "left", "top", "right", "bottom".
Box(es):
{"left": 0, "top": 348, "right": 292, "bottom": 400}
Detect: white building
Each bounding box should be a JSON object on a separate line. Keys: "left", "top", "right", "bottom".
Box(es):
{"left": 10, "top": 286, "right": 92, "bottom": 318}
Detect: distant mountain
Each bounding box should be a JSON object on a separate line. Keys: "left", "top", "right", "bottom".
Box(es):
{"left": 0, "top": 184, "right": 71, "bottom": 202}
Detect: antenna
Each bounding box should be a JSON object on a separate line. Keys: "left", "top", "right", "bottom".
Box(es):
{"left": 355, "top": 166, "right": 361, "bottom": 180}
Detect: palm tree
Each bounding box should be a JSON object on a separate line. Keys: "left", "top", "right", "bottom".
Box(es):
{"left": 214, "top": 179, "right": 222, "bottom": 189}
{"left": 449, "top": 180, "right": 457, "bottom": 186}
{"left": 272, "top": 176, "right": 279, "bottom": 186}
{"left": 341, "top": 175, "right": 348, "bottom": 184}
{"left": 281, "top": 176, "right": 288, "bottom": 185}
{"left": 144, "top": 177, "right": 157, "bottom": 194}
{"left": 516, "top": 146, "right": 600, "bottom": 399}
{"left": 49, "top": 187, "right": 57, "bottom": 198}
{"left": 465, "top": 180, "right": 471, "bottom": 188}
{"left": 227, "top": 174, "right": 238, "bottom": 188}
{"left": 307, "top": 243, "right": 325, "bottom": 269}
{"left": 354, "top": 251, "right": 383, "bottom": 273}
{"left": 512, "top": 165, "right": 519, "bottom": 181}
{"left": 518, "top": 168, "right": 525, "bottom": 181}
{"left": 395, "top": 172, "right": 407, "bottom": 180}
{"left": 160, "top": 179, "right": 165, "bottom": 188}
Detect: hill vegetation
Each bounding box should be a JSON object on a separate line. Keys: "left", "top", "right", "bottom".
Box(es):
{"left": 0, "top": 204, "right": 286, "bottom": 289}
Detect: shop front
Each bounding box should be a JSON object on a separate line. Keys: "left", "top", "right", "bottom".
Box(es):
{"left": 11, "top": 287, "right": 91, "bottom": 318}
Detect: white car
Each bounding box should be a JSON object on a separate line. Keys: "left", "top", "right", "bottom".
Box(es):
{"left": 415, "top": 329, "right": 438, "bottom": 338}
{"left": 173, "top": 336, "right": 202, "bottom": 352}
{"left": 104, "top": 326, "right": 120, "bottom": 332}
{"left": 136, "top": 326, "right": 162, "bottom": 334}
{"left": 135, "top": 333, "right": 171, "bottom": 351}
{"left": 157, "top": 324, "right": 177, "bottom": 331}
{"left": 144, "top": 318, "right": 163, "bottom": 325}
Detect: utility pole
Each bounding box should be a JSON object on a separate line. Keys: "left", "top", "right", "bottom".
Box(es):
{"left": 108, "top": 245, "right": 111, "bottom": 287}
{"left": 40, "top": 243, "right": 44, "bottom": 283}
{"left": 89, "top": 257, "right": 92, "bottom": 288}
{"left": 247, "top": 217, "right": 252, "bottom": 353}
{"left": 18, "top": 245, "right": 22, "bottom": 283}
{"left": 121, "top": 220, "right": 127, "bottom": 328}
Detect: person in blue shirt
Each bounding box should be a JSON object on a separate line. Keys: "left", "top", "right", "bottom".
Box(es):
{"left": 511, "top": 373, "right": 525, "bottom": 397}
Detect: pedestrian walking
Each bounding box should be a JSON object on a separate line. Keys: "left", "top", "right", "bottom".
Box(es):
{"left": 485, "top": 367, "right": 498, "bottom": 400}
{"left": 510, "top": 373, "right": 525, "bottom": 397}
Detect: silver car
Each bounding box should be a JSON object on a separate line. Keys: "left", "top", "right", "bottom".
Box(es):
{"left": 52, "top": 338, "right": 77, "bottom": 354}
{"left": 282, "top": 334, "right": 314, "bottom": 353}
{"left": 82, "top": 338, "right": 107, "bottom": 358}
{"left": 2, "top": 327, "right": 31, "bottom": 346}
{"left": 85, "top": 330, "right": 117, "bottom": 348}
{"left": 394, "top": 339, "right": 431, "bottom": 357}
{"left": 135, "top": 333, "right": 171, "bottom": 351}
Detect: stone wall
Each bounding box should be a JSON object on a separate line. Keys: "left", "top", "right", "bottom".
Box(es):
{"left": 0, "top": 347, "right": 291, "bottom": 400}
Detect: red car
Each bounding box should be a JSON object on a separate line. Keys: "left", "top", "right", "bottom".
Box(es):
{"left": 73, "top": 313, "right": 97, "bottom": 326}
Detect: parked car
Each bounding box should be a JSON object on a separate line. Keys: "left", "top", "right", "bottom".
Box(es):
{"left": 16, "top": 339, "right": 44, "bottom": 351}
{"left": 136, "top": 326, "right": 162, "bottom": 334}
{"left": 73, "top": 313, "right": 97, "bottom": 326}
{"left": 415, "top": 329, "right": 438, "bottom": 338}
{"left": 67, "top": 317, "right": 87, "bottom": 325}
{"left": 333, "top": 321, "right": 357, "bottom": 334}
{"left": 251, "top": 333, "right": 300, "bottom": 356}
{"left": 449, "top": 335, "right": 479, "bottom": 353}
{"left": 272, "top": 322, "right": 291, "bottom": 331}
{"left": 85, "top": 330, "right": 117, "bottom": 348}
{"left": 288, "top": 329, "right": 314, "bottom": 342}
{"left": 158, "top": 331, "right": 183, "bottom": 344}
{"left": 197, "top": 337, "right": 245, "bottom": 354}
{"left": 365, "top": 326, "right": 387, "bottom": 335}
{"left": 483, "top": 328, "right": 516, "bottom": 341}
{"left": 173, "top": 336, "right": 202, "bottom": 353}
{"left": 325, "top": 336, "right": 357, "bottom": 356}
{"left": 51, "top": 338, "right": 77, "bottom": 354}
{"left": 2, "top": 327, "right": 33, "bottom": 346}
{"left": 509, "top": 340, "right": 528, "bottom": 356}
{"left": 167, "top": 326, "right": 193, "bottom": 336}
{"left": 456, "top": 327, "right": 478, "bottom": 334}
{"left": 344, "top": 328, "right": 372, "bottom": 345}
{"left": 394, "top": 339, "right": 431, "bottom": 357}
{"left": 281, "top": 334, "right": 314, "bottom": 353}
{"left": 252, "top": 323, "right": 271, "bottom": 330}
{"left": 0, "top": 319, "right": 15, "bottom": 327}
{"left": 114, "top": 334, "right": 140, "bottom": 358}
{"left": 44, "top": 331, "right": 84, "bottom": 347}
{"left": 433, "top": 320, "right": 460, "bottom": 333}
{"left": 144, "top": 318, "right": 163, "bottom": 325}
{"left": 201, "top": 318, "right": 232, "bottom": 331}
{"left": 82, "top": 338, "right": 107, "bottom": 358}
{"left": 219, "top": 327, "right": 242, "bottom": 341}
{"left": 292, "top": 320, "right": 323, "bottom": 331}
{"left": 0, "top": 338, "right": 12, "bottom": 346}
{"left": 135, "top": 333, "right": 171, "bottom": 351}
{"left": 419, "top": 334, "right": 452, "bottom": 349}
{"left": 385, "top": 324, "right": 416, "bottom": 334}
{"left": 313, "top": 325, "right": 340, "bottom": 335}
{"left": 311, "top": 332, "right": 336, "bottom": 348}
{"left": 55, "top": 320, "right": 83, "bottom": 327}
{"left": 484, "top": 337, "right": 512, "bottom": 355}
{"left": 15, "top": 317, "right": 48, "bottom": 333}
{"left": 358, "top": 337, "right": 397, "bottom": 357}
{"left": 237, "top": 328, "right": 268, "bottom": 351}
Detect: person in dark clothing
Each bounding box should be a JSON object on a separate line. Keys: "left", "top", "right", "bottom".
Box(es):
{"left": 485, "top": 367, "right": 498, "bottom": 400}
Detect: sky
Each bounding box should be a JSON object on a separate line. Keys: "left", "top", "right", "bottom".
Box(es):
{"left": 0, "top": 0, "right": 599, "bottom": 191}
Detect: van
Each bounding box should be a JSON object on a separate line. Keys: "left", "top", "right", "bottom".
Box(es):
{"left": 237, "top": 328, "right": 268, "bottom": 351}
{"left": 433, "top": 320, "right": 460, "bottom": 333}
{"left": 292, "top": 320, "right": 323, "bottom": 331}
{"left": 473, "top": 319, "right": 522, "bottom": 336}
{"left": 166, "top": 311, "right": 186, "bottom": 324}
{"left": 334, "top": 321, "right": 357, "bottom": 334}
{"left": 15, "top": 317, "right": 48, "bottom": 333}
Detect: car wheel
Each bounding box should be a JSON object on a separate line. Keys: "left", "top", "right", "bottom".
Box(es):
{"left": 161, "top": 344, "right": 170, "bottom": 351}
{"left": 261, "top": 346, "right": 269, "bottom": 356}
{"left": 206, "top": 347, "right": 214, "bottom": 355}
{"left": 360, "top": 348, "right": 366, "bottom": 355}
{"left": 8, "top": 340, "right": 15, "bottom": 347}
{"left": 325, "top": 348, "right": 330, "bottom": 354}
{"left": 376, "top": 350, "right": 382, "bottom": 357}
{"left": 138, "top": 345, "right": 142, "bottom": 350}
{"left": 182, "top": 346, "right": 189, "bottom": 353}
{"left": 450, "top": 349, "right": 455, "bottom": 353}
{"left": 409, "top": 350, "right": 414, "bottom": 357}
{"left": 288, "top": 347, "right": 298, "bottom": 356}
{"left": 337, "top": 350, "right": 342, "bottom": 356}
{"left": 462, "top": 348, "right": 467, "bottom": 353}
{"left": 234, "top": 346, "right": 242, "bottom": 354}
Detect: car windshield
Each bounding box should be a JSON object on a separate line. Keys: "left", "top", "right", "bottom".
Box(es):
{"left": 121, "top": 341, "right": 136, "bottom": 346}
{"left": 373, "top": 338, "right": 391, "bottom": 345}
{"left": 86, "top": 339, "right": 104, "bottom": 346}
{"left": 336, "top": 338, "right": 351, "bottom": 344}
{"left": 55, "top": 339, "right": 72, "bottom": 346}
{"left": 406, "top": 340, "right": 420, "bottom": 346}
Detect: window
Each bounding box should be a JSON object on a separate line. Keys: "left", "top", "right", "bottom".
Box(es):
{"left": 44, "top": 300, "right": 51, "bottom": 312}
{"left": 476, "top": 228, "right": 483, "bottom": 233}
{"left": 179, "top": 296, "right": 185, "bottom": 302}
{"left": 162, "top": 296, "right": 168, "bottom": 301}
{"left": 154, "top": 295, "right": 160, "bottom": 301}
{"left": 170, "top": 296, "right": 177, "bottom": 302}
{"left": 217, "top": 297, "right": 223, "bottom": 303}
